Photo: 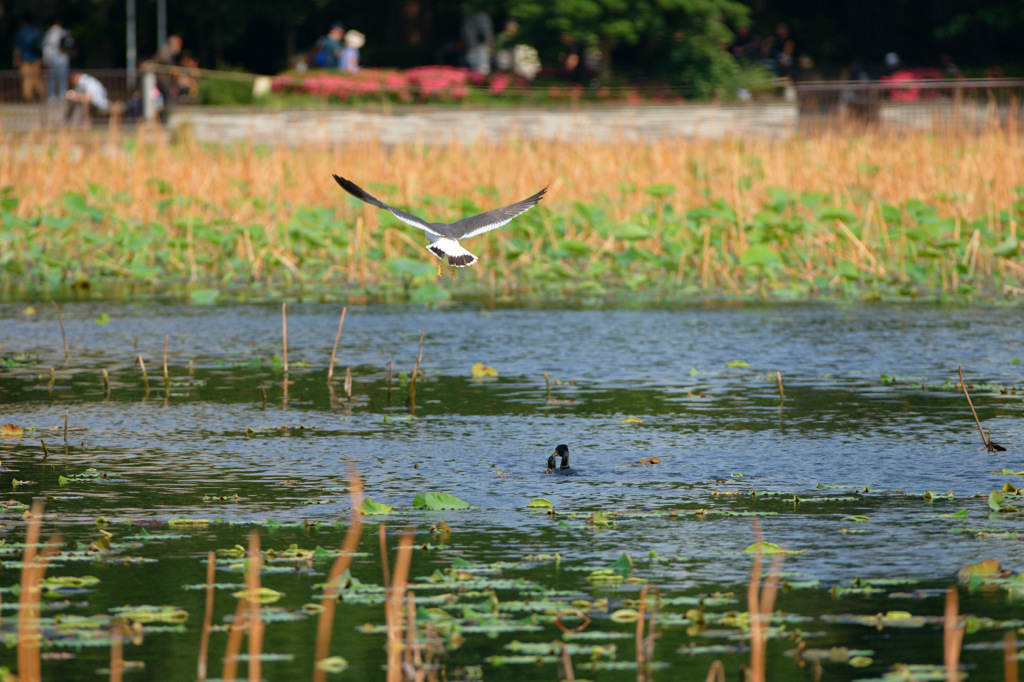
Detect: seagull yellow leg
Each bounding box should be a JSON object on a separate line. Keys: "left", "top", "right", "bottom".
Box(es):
{"left": 451, "top": 266, "right": 456, "bottom": 278}
{"left": 437, "top": 261, "right": 443, "bottom": 278}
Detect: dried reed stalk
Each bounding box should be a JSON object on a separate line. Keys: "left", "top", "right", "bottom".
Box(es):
{"left": 197, "top": 551, "right": 216, "bottom": 680}
{"left": 313, "top": 469, "right": 365, "bottom": 682}
{"left": 407, "top": 330, "right": 424, "bottom": 411}
{"left": 282, "top": 302, "right": 289, "bottom": 373}
{"left": 135, "top": 354, "right": 149, "bottom": 392}
{"left": 110, "top": 619, "right": 124, "bottom": 682}
{"left": 162, "top": 334, "right": 170, "bottom": 387}
{"left": 704, "top": 660, "right": 725, "bottom": 682}
{"left": 635, "top": 584, "right": 659, "bottom": 682}
{"left": 221, "top": 577, "right": 250, "bottom": 682}
{"left": 51, "top": 300, "right": 68, "bottom": 359}
{"left": 327, "top": 307, "right": 348, "bottom": 382}
{"left": 945, "top": 587, "right": 964, "bottom": 682}
{"left": 560, "top": 643, "right": 576, "bottom": 681}
{"left": 1005, "top": 630, "right": 1018, "bottom": 682}
{"left": 17, "top": 501, "right": 62, "bottom": 682}
{"left": 247, "top": 530, "right": 264, "bottom": 682}
{"left": 747, "top": 519, "right": 784, "bottom": 682}
{"left": 385, "top": 531, "right": 415, "bottom": 682}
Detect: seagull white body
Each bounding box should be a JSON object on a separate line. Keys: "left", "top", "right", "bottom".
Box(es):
{"left": 333, "top": 175, "right": 548, "bottom": 268}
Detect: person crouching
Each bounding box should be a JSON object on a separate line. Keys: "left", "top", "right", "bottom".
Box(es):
{"left": 64, "top": 71, "right": 110, "bottom": 125}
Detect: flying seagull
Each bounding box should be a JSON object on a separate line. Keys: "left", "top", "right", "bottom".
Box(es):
{"left": 333, "top": 175, "right": 547, "bottom": 273}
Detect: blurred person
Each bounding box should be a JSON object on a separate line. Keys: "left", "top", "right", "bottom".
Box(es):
{"left": 151, "top": 34, "right": 183, "bottom": 120}
{"left": 883, "top": 52, "right": 900, "bottom": 77}
{"left": 492, "top": 19, "right": 518, "bottom": 72}
{"left": 63, "top": 71, "right": 109, "bottom": 124}
{"left": 13, "top": 18, "right": 44, "bottom": 102}
{"left": 729, "top": 25, "right": 756, "bottom": 62}
{"left": 775, "top": 39, "right": 796, "bottom": 79}
{"left": 315, "top": 22, "right": 345, "bottom": 68}
{"left": 558, "top": 33, "right": 586, "bottom": 84}
{"left": 755, "top": 36, "right": 778, "bottom": 74}
{"left": 42, "top": 18, "right": 73, "bottom": 103}
{"left": 341, "top": 30, "right": 364, "bottom": 72}
{"left": 462, "top": 10, "right": 493, "bottom": 75}
{"left": 940, "top": 53, "right": 962, "bottom": 78}
{"left": 176, "top": 50, "right": 200, "bottom": 101}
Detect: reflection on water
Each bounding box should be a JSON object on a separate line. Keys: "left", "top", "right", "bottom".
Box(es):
{"left": 1, "top": 301, "right": 1022, "bottom": 680}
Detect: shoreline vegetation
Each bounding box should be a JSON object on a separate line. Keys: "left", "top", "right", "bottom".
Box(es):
{"left": 0, "top": 129, "right": 1021, "bottom": 304}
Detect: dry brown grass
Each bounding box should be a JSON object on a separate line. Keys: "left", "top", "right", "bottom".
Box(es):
{"left": 1, "top": 128, "right": 1021, "bottom": 296}
{"left": 2, "top": 129, "right": 1020, "bottom": 223}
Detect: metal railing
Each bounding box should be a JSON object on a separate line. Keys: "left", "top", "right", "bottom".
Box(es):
{"left": 2, "top": 68, "right": 1023, "bottom": 137}
{"left": 794, "top": 78, "right": 1024, "bottom": 132}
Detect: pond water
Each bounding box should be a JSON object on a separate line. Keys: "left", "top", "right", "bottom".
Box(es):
{"left": 2, "top": 301, "right": 1023, "bottom": 681}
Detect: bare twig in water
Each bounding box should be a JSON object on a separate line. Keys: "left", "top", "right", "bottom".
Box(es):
{"left": 958, "top": 365, "right": 1005, "bottom": 451}
{"left": 52, "top": 300, "right": 69, "bottom": 359}
{"left": 545, "top": 371, "right": 551, "bottom": 402}
{"left": 63, "top": 409, "right": 69, "bottom": 443}
{"left": 407, "top": 330, "right": 424, "bottom": 411}
{"left": 327, "top": 307, "right": 347, "bottom": 382}
{"left": 102, "top": 369, "right": 110, "bottom": 396}
{"left": 776, "top": 371, "right": 784, "bottom": 400}
{"left": 197, "top": 551, "right": 216, "bottom": 680}
{"left": 313, "top": 467, "right": 364, "bottom": 682}
{"left": 345, "top": 367, "right": 352, "bottom": 400}
{"left": 282, "top": 302, "right": 288, "bottom": 373}
{"left": 40, "top": 439, "right": 49, "bottom": 459}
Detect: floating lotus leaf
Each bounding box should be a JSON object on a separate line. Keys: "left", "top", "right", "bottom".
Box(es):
{"left": 315, "top": 656, "right": 349, "bottom": 673}
{"left": 0, "top": 423, "right": 23, "bottom": 437}
{"left": 470, "top": 362, "right": 498, "bottom": 378}
{"left": 359, "top": 498, "right": 394, "bottom": 515}
{"left": 412, "top": 492, "right": 470, "bottom": 510}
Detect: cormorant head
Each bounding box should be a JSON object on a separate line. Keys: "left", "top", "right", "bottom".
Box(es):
{"left": 554, "top": 443, "right": 569, "bottom": 468}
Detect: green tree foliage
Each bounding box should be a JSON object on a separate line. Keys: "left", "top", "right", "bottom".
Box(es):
{"left": 509, "top": 0, "right": 750, "bottom": 94}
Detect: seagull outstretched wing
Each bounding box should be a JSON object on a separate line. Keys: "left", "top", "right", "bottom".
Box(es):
{"left": 446, "top": 187, "right": 548, "bottom": 239}
{"left": 333, "top": 175, "right": 439, "bottom": 236}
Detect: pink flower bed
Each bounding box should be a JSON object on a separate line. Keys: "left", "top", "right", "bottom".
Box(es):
{"left": 272, "top": 66, "right": 686, "bottom": 104}
{"left": 274, "top": 66, "right": 487, "bottom": 102}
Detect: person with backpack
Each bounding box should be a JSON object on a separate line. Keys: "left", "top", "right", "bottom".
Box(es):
{"left": 13, "top": 18, "right": 44, "bottom": 102}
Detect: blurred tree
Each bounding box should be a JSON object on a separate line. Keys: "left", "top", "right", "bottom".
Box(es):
{"left": 510, "top": 0, "right": 749, "bottom": 88}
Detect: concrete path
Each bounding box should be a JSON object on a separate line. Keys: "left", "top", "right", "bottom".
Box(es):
{"left": 172, "top": 103, "right": 799, "bottom": 145}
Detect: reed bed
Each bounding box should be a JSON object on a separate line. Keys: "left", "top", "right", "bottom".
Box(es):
{"left": 0, "top": 128, "right": 1022, "bottom": 299}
